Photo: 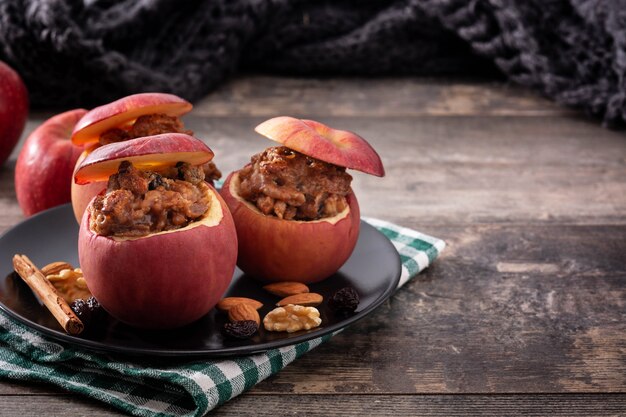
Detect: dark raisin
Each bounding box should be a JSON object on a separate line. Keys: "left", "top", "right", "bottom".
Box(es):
{"left": 118, "top": 160, "right": 132, "bottom": 174}
{"left": 175, "top": 161, "right": 186, "bottom": 180}
{"left": 148, "top": 173, "right": 164, "bottom": 190}
{"left": 71, "top": 296, "right": 105, "bottom": 328}
{"left": 223, "top": 320, "right": 259, "bottom": 339}
{"left": 328, "top": 287, "right": 360, "bottom": 315}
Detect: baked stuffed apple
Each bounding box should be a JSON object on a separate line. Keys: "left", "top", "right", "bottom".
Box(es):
{"left": 220, "top": 117, "right": 384, "bottom": 283}
{"left": 76, "top": 134, "right": 237, "bottom": 328}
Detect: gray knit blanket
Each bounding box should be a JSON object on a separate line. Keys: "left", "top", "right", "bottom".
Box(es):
{"left": 1, "top": 0, "right": 624, "bottom": 127}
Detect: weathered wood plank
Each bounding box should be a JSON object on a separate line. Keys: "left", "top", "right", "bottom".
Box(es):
{"left": 216, "top": 394, "right": 626, "bottom": 416}
{"left": 0, "top": 394, "right": 122, "bottom": 416}
{"left": 182, "top": 115, "right": 626, "bottom": 225}
{"left": 0, "top": 394, "right": 624, "bottom": 416}
{"left": 0, "top": 380, "right": 68, "bottom": 395}
{"left": 251, "top": 224, "right": 626, "bottom": 394}
{"left": 193, "top": 76, "right": 573, "bottom": 117}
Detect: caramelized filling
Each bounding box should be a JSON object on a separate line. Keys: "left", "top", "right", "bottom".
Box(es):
{"left": 99, "top": 113, "right": 222, "bottom": 185}
{"left": 237, "top": 146, "right": 352, "bottom": 221}
{"left": 90, "top": 161, "right": 211, "bottom": 237}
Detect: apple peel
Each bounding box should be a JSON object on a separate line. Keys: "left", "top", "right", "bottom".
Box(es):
{"left": 71, "top": 93, "right": 192, "bottom": 146}
{"left": 254, "top": 116, "right": 384, "bottom": 177}
{"left": 74, "top": 133, "right": 213, "bottom": 184}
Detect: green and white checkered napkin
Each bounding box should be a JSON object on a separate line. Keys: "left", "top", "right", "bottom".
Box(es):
{"left": 0, "top": 218, "right": 445, "bottom": 417}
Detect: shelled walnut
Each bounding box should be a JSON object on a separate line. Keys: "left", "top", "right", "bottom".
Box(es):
{"left": 43, "top": 263, "right": 92, "bottom": 303}
{"left": 263, "top": 304, "right": 321, "bottom": 333}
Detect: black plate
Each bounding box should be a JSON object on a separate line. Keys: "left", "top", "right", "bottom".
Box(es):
{"left": 0, "top": 204, "right": 401, "bottom": 358}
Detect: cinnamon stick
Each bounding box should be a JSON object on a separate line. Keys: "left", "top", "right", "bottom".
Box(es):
{"left": 12, "top": 254, "right": 84, "bottom": 335}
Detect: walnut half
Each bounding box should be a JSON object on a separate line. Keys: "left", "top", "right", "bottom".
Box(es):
{"left": 263, "top": 304, "right": 322, "bottom": 333}
{"left": 45, "top": 266, "right": 92, "bottom": 304}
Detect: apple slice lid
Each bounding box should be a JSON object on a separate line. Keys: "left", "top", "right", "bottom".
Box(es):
{"left": 254, "top": 116, "right": 385, "bottom": 177}
{"left": 74, "top": 134, "right": 214, "bottom": 185}
{"left": 71, "top": 93, "right": 192, "bottom": 146}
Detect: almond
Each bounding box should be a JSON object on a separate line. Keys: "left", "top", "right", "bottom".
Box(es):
{"left": 41, "top": 261, "right": 74, "bottom": 276}
{"left": 228, "top": 303, "right": 260, "bottom": 326}
{"left": 263, "top": 282, "right": 310, "bottom": 297}
{"left": 276, "top": 292, "right": 323, "bottom": 307}
{"left": 216, "top": 297, "right": 263, "bottom": 311}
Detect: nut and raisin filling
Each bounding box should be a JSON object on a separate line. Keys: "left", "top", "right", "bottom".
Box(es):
{"left": 90, "top": 161, "right": 212, "bottom": 237}
{"left": 99, "top": 113, "right": 222, "bottom": 185}
{"left": 237, "top": 146, "right": 352, "bottom": 221}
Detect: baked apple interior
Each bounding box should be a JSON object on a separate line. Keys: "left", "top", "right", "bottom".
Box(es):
{"left": 90, "top": 160, "right": 212, "bottom": 237}
{"left": 238, "top": 146, "right": 352, "bottom": 221}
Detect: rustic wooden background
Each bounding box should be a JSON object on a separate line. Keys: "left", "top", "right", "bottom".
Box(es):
{"left": 0, "top": 76, "right": 625, "bottom": 416}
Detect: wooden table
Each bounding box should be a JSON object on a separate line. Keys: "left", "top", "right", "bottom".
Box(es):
{"left": 1, "top": 76, "right": 625, "bottom": 416}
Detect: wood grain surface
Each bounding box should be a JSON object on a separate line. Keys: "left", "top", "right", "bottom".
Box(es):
{"left": 0, "top": 76, "right": 624, "bottom": 416}
{"left": 1, "top": 392, "right": 625, "bottom": 416}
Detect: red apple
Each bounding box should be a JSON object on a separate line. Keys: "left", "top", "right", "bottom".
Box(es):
{"left": 255, "top": 116, "right": 385, "bottom": 177}
{"left": 77, "top": 134, "right": 237, "bottom": 329}
{"left": 221, "top": 171, "right": 360, "bottom": 283}
{"left": 70, "top": 93, "right": 194, "bottom": 222}
{"left": 15, "top": 109, "right": 87, "bottom": 216}
{"left": 71, "top": 93, "right": 192, "bottom": 146}
{"left": 0, "top": 61, "right": 29, "bottom": 166}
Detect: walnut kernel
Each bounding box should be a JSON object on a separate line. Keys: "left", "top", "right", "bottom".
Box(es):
{"left": 45, "top": 267, "right": 92, "bottom": 303}
{"left": 263, "top": 304, "right": 322, "bottom": 333}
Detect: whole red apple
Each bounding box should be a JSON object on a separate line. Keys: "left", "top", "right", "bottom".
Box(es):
{"left": 70, "top": 93, "right": 193, "bottom": 223}
{"left": 220, "top": 116, "right": 384, "bottom": 283}
{"left": 15, "top": 109, "right": 87, "bottom": 217}
{"left": 77, "top": 134, "right": 237, "bottom": 329}
{"left": 0, "top": 61, "right": 29, "bottom": 166}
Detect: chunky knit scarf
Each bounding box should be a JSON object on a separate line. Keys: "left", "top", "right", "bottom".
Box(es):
{"left": 1, "top": 0, "right": 624, "bottom": 127}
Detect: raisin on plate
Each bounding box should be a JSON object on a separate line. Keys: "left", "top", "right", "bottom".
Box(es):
{"left": 328, "top": 287, "right": 360, "bottom": 315}
{"left": 223, "top": 320, "right": 258, "bottom": 339}
{"left": 70, "top": 296, "right": 105, "bottom": 329}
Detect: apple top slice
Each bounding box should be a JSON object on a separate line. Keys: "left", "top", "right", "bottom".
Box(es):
{"left": 74, "top": 134, "right": 214, "bottom": 185}
{"left": 254, "top": 116, "right": 385, "bottom": 177}
{"left": 71, "top": 93, "right": 192, "bottom": 146}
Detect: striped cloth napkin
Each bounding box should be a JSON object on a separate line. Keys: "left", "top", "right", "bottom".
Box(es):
{"left": 0, "top": 218, "right": 445, "bottom": 417}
